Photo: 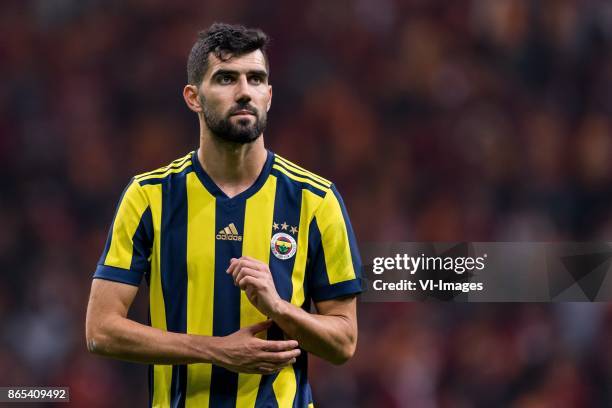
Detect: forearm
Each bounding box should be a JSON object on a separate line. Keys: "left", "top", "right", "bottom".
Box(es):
{"left": 86, "top": 314, "right": 217, "bottom": 365}
{"left": 270, "top": 300, "right": 356, "bottom": 365}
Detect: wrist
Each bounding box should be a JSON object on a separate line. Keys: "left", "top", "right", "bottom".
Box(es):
{"left": 191, "top": 334, "right": 222, "bottom": 364}
{"left": 269, "top": 298, "right": 289, "bottom": 321}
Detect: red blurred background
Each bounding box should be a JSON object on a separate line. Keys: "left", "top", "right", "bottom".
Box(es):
{"left": 2, "top": 0, "right": 612, "bottom": 406}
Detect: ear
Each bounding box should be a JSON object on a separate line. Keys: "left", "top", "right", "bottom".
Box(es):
{"left": 267, "top": 85, "right": 272, "bottom": 112}
{"left": 183, "top": 84, "right": 202, "bottom": 113}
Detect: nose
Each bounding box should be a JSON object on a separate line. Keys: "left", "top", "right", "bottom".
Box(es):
{"left": 234, "top": 75, "right": 252, "bottom": 103}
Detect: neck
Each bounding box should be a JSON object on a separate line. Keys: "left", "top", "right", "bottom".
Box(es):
{"left": 197, "top": 128, "right": 268, "bottom": 198}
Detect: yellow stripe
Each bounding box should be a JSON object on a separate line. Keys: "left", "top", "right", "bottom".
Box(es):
{"left": 308, "top": 404, "right": 314, "bottom": 408}
{"left": 135, "top": 153, "right": 192, "bottom": 180}
{"left": 291, "top": 189, "right": 323, "bottom": 307}
{"left": 273, "top": 366, "right": 297, "bottom": 407}
{"left": 274, "top": 155, "right": 331, "bottom": 186}
{"left": 273, "top": 160, "right": 331, "bottom": 190}
{"left": 185, "top": 172, "right": 216, "bottom": 408}
{"left": 272, "top": 165, "right": 328, "bottom": 193}
{"left": 137, "top": 160, "right": 192, "bottom": 182}
{"left": 229, "top": 223, "right": 239, "bottom": 235}
{"left": 224, "top": 227, "right": 232, "bottom": 235}
{"left": 236, "top": 176, "right": 277, "bottom": 408}
{"left": 141, "top": 184, "right": 172, "bottom": 408}
{"left": 104, "top": 181, "right": 149, "bottom": 269}
{"left": 315, "top": 191, "right": 356, "bottom": 284}
{"left": 274, "top": 160, "right": 331, "bottom": 187}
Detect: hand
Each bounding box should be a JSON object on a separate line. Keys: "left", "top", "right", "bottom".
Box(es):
{"left": 210, "top": 320, "right": 300, "bottom": 374}
{"left": 226, "top": 256, "right": 283, "bottom": 317}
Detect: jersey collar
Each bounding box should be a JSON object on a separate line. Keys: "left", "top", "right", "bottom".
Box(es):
{"left": 191, "top": 149, "right": 274, "bottom": 203}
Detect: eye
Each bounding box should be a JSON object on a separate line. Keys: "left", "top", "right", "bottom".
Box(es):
{"left": 249, "top": 75, "right": 263, "bottom": 85}
{"left": 218, "top": 74, "right": 234, "bottom": 85}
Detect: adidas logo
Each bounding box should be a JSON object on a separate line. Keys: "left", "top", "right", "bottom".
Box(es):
{"left": 216, "top": 223, "right": 242, "bottom": 241}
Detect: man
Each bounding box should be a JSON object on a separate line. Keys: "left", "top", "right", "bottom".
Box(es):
{"left": 86, "top": 23, "right": 362, "bottom": 408}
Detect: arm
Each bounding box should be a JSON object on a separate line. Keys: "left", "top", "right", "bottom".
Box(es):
{"left": 271, "top": 296, "right": 357, "bottom": 365}
{"left": 89, "top": 180, "right": 300, "bottom": 373}
{"left": 228, "top": 185, "right": 362, "bottom": 364}
{"left": 85, "top": 278, "right": 301, "bottom": 374}
{"left": 227, "top": 257, "right": 358, "bottom": 365}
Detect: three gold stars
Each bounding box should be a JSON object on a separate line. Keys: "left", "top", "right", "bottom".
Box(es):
{"left": 273, "top": 221, "right": 298, "bottom": 235}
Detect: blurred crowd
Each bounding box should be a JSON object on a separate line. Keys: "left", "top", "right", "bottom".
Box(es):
{"left": 2, "top": 0, "right": 612, "bottom": 406}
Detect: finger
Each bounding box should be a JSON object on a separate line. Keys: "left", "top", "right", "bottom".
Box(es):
{"left": 257, "top": 359, "right": 296, "bottom": 373}
{"left": 235, "top": 268, "right": 263, "bottom": 286}
{"left": 226, "top": 257, "right": 240, "bottom": 275}
{"left": 230, "top": 261, "right": 263, "bottom": 282}
{"left": 246, "top": 320, "right": 273, "bottom": 335}
{"left": 236, "top": 259, "right": 266, "bottom": 273}
{"left": 239, "top": 257, "right": 268, "bottom": 272}
{"left": 255, "top": 365, "right": 283, "bottom": 375}
{"left": 232, "top": 265, "right": 254, "bottom": 282}
{"left": 259, "top": 339, "right": 300, "bottom": 352}
{"left": 237, "top": 275, "right": 263, "bottom": 291}
{"left": 258, "top": 349, "right": 301, "bottom": 363}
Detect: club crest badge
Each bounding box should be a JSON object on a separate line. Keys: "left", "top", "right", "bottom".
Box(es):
{"left": 271, "top": 232, "right": 297, "bottom": 260}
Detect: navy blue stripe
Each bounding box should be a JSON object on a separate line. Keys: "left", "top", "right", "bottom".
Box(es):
{"left": 269, "top": 176, "right": 301, "bottom": 306}
{"left": 138, "top": 166, "right": 194, "bottom": 186}
{"left": 255, "top": 175, "right": 303, "bottom": 408}
{"left": 330, "top": 185, "right": 362, "bottom": 285}
{"left": 148, "top": 362, "right": 153, "bottom": 408}
{"left": 305, "top": 383, "right": 313, "bottom": 406}
{"left": 160, "top": 174, "right": 189, "bottom": 408}
{"left": 306, "top": 218, "right": 328, "bottom": 290}
{"left": 270, "top": 168, "right": 326, "bottom": 198}
{"left": 209, "top": 200, "right": 245, "bottom": 408}
{"left": 254, "top": 373, "right": 278, "bottom": 408}
{"left": 130, "top": 206, "right": 153, "bottom": 279}
{"left": 170, "top": 366, "right": 187, "bottom": 408}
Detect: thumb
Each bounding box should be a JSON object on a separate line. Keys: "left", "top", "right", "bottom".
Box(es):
{"left": 246, "top": 320, "right": 273, "bottom": 335}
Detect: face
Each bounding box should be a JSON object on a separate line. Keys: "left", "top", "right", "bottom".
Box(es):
{"left": 195, "top": 50, "right": 271, "bottom": 144}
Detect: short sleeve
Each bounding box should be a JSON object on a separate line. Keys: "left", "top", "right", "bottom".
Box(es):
{"left": 307, "top": 184, "right": 363, "bottom": 302}
{"left": 94, "top": 179, "right": 153, "bottom": 286}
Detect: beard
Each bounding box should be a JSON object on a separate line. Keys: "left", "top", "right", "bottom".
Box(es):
{"left": 200, "top": 94, "right": 267, "bottom": 144}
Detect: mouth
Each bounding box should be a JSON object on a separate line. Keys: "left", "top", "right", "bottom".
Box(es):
{"left": 231, "top": 109, "right": 256, "bottom": 117}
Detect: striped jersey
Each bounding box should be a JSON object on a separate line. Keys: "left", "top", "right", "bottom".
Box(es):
{"left": 93, "top": 150, "right": 363, "bottom": 408}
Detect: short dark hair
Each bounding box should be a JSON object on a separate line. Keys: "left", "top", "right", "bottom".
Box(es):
{"left": 187, "top": 23, "right": 270, "bottom": 86}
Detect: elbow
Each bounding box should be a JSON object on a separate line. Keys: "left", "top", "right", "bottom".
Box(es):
{"left": 329, "top": 337, "right": 357, "bottom": 365}
{"left": 327, "top": 316, "right": 358, "bottom": 365}
{"left": 86, "top": 333, "right": 103, "bottom": 355}
{"left": 85, "top": 318, "right": 112, "bottom": 356}
{"left": 85, "top": 328, "right": 104, "bottom": 355}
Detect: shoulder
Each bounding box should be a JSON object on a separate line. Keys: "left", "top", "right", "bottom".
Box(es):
{"left": 270, "top": 153, "right": 334, "bottom": 199}
{"left": 132, "top": 152, "right": 194, "bottom": 186}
